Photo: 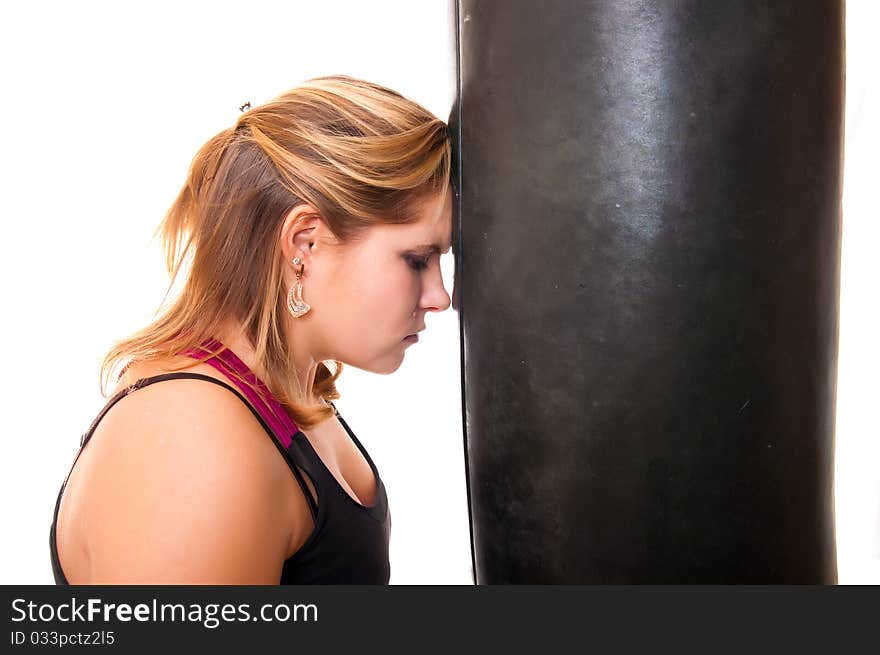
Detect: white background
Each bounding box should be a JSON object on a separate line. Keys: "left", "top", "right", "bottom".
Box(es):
{"left": 0, "top": 1, "right": 875, "bottom": 584}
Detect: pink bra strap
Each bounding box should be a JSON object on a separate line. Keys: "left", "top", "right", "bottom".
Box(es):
{"left": 183, "top": 339, "right": 300, "bottom": 448}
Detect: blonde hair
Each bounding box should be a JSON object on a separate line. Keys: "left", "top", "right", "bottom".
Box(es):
{"left": 101, "top": 75, "right": 452, "bottom": 428}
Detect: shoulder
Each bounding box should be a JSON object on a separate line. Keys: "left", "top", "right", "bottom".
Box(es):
{"left": 107, "top": 358, "right": 280, "bottom": 458}
{"left": 76, "top": 372, "right": 293, "bottom": 583}
{"left": 99, "top": 368, "right": 280, "bottom": 472}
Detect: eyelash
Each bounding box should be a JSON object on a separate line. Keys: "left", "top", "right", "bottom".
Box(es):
{"left": 406, "top": 255, "right": 431, "bottom": 271}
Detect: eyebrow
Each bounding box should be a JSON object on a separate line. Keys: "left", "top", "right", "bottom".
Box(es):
{"left": 412, "top": 242, "right": 452, "bottom": 255}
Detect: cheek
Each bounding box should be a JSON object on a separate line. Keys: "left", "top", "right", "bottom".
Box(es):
{"left": 337, "top": 274, "right": 415, "bottom": 367}
{"left": 354, "top": 268, "right": 419, "bottom": 320}
{"left": 316, "top": 254, "right": 420, "bottom": 360}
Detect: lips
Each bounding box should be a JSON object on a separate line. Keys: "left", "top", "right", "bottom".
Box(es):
{"left": 403, "top": 327, "right": 424, "bottom": 343}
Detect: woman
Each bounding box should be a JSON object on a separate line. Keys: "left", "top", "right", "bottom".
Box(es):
{"left": 49, "top": 75, "right": 453, "bottom": 584}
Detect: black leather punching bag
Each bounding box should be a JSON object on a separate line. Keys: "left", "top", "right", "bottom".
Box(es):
{"left": 454, "top": 0, "right": 843, "bottom": 583}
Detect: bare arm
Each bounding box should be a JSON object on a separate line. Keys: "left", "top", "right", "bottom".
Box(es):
{"left": 77, "top": 379, "right": 296, "bottom": 584}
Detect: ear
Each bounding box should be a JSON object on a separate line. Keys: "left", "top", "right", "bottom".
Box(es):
{"left": 278, "top": 204, "right": 337, "bottom": 268}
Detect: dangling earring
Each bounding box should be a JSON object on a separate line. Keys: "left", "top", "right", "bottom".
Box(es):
{"left": 287, "top": 257, "right": 311, "bottom": 318}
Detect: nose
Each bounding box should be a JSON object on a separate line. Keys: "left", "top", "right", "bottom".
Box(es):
{"left": 420, "top": 261, "right": 451, "bottom": 313}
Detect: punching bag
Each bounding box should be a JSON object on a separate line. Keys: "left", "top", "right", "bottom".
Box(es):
{"left": 454, "top": 1, "right": 843, "bottom": 583}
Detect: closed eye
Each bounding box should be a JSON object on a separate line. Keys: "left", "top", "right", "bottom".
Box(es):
{"left": 405, "top": 255, "right": 431, "bottom": 271}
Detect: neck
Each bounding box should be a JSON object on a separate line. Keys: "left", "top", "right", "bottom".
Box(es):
{"left": 215, "top": 320, "right": 324, "bottom": 408}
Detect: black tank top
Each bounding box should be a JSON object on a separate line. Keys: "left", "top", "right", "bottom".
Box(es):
{"left": 49, "top": 342, "right": 391, "bottom": 584}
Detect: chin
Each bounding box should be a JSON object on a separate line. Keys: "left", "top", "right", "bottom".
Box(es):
{"left": 357, "top": 353, "right": 406, "bottom": 376}
{"left": 374, "top": 360, "right": 405, "bottom": 376}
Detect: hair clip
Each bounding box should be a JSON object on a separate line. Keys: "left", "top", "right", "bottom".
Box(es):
{"left": 239, "top": 101, "right": 251, "bottom": 113}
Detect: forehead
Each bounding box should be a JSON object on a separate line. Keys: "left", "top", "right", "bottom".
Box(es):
{"left": 413, "top": 189, "right": 452, "bottom": 237}
{"left": 366, "top": 189, "right": 452, "bottom": 246}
